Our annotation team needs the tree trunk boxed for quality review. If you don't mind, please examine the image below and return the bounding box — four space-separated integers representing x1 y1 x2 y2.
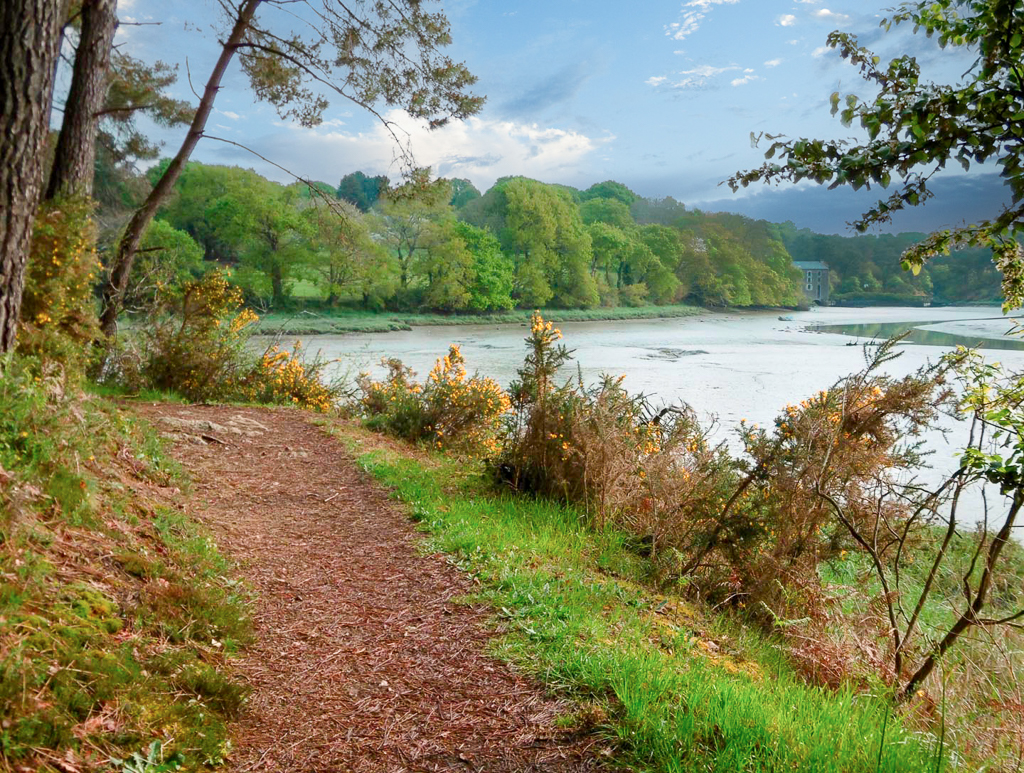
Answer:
0 0 67 354
271 263 284 307
98 0 261 336
46 0 117 200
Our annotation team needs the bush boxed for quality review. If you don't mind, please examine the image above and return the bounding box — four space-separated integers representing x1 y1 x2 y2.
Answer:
357 344 509 453
18 197 101 375
495 314 737 561
139 269 256 401
105 269 342 411
238 343 340 412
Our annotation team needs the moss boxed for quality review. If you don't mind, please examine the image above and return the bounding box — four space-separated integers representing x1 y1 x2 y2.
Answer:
114 551 163 579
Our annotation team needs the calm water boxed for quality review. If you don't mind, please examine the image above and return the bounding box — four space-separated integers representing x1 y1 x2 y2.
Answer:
276 305 1024 529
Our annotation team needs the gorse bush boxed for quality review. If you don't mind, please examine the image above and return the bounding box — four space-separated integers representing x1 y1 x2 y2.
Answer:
18 197 101 375
357 344 509 453
238 344 339 412
105 269 341 411
685 342 953 622
136 268 254 401
496 312 738 566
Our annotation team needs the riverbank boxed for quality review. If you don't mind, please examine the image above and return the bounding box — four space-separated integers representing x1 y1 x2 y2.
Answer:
328 421 994 772
252 304 705 335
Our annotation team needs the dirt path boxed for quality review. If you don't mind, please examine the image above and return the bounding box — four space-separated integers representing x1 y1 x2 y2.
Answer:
134 404 603 773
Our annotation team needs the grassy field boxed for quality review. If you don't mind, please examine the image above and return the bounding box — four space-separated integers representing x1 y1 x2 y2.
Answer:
252 304 705 335
0 360 249 772
326 422 955 773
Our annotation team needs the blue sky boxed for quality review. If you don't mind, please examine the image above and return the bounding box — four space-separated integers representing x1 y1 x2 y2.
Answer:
115 0 1011 235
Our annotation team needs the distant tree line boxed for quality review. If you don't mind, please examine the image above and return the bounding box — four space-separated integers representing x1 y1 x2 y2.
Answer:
91 157 1003 315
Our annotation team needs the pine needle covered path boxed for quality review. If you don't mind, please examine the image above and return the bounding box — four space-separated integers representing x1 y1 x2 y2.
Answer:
133 404 602 773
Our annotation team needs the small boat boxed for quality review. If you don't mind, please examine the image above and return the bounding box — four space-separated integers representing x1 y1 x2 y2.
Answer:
778 315 794 321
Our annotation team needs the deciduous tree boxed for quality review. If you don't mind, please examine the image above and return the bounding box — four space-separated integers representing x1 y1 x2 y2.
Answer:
99 0 483 335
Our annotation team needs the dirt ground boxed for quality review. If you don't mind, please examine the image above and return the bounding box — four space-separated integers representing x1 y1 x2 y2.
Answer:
134 404 605 773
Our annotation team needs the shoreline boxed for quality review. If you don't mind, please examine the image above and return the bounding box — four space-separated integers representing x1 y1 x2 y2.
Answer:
250 304 711 336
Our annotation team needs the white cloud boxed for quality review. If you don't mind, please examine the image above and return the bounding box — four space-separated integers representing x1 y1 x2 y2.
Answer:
218 110 241 120
664 0 740 41
731 74 762 86
666 12 702 41
685 0 740 9
777 14 796 26
648 64 740 90
684 64 738 78
811 45 831 57
764 58 783 67
261 110 612 191
814 9 851 23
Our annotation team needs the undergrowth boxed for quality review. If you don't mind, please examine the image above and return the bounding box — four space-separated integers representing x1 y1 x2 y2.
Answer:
328 422 953 773
0 355 249 772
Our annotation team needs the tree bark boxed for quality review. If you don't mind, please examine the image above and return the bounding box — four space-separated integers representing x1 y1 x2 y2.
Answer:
0 0 68 354
46 0 117 200
98 0 261 336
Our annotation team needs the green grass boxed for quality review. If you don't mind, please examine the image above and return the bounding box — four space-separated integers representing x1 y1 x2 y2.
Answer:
0 356 249 772
252 304 705 335
328 424 951 773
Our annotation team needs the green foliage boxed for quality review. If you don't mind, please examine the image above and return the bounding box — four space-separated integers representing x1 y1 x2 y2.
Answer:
356 344 509 454
107 270 341 411
728 0 1024 308
371 177 454 298
128 270 257 401
234 1 483 131
418 220 515 311
336 170 389 212
18 197 101 375
778 223 998 304
580 179 639 205
493 178 599 308
125 219 205 310
101 51 194 166
304 200 396 306
447 177 481 209
580 197 635 229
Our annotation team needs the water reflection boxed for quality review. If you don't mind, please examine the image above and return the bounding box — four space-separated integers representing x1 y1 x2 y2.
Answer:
813 317 1024 351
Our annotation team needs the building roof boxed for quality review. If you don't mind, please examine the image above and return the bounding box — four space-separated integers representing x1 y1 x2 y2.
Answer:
793 261 829 271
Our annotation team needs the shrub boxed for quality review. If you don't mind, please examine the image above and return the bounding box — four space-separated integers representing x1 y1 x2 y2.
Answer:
495 313 738 565
18 197 101 375
238 343 340 412
357 344 509 453
139 269 256 401
105 269 341 411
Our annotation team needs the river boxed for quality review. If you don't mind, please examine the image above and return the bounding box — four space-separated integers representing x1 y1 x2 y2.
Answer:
276 305 1024 529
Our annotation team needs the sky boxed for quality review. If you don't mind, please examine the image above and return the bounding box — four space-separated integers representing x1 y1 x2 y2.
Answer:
112 0 1013 236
